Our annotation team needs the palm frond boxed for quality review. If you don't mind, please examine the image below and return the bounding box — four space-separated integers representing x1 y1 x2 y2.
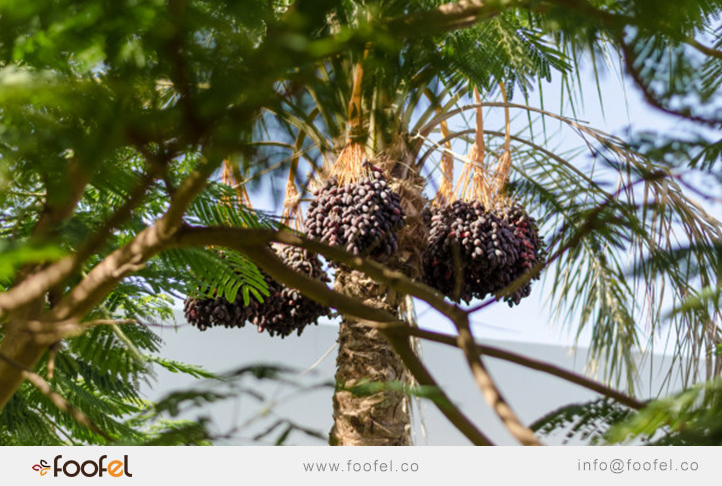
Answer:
418 99 722 392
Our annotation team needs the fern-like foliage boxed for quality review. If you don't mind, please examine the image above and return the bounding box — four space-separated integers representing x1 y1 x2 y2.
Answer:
124 363 329 445
0 319 227 445
531 398 635 445
605 378 722 446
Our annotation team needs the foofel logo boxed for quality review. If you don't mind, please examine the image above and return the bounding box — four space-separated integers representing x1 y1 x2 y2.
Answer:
32 455 133 478
32 460 51 476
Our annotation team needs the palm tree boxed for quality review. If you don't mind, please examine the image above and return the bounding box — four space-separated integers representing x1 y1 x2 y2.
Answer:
257 1 722 445
263 4 563 445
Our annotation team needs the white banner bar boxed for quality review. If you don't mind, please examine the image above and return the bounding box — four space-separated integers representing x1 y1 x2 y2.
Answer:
5 446 718 485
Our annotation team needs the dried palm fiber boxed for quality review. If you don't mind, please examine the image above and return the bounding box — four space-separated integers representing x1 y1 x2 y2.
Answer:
422 85 546 306
428 102 456 208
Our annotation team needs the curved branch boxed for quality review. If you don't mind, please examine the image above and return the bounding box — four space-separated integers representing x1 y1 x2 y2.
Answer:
379 324 645 410
686 38 722 60
387 0 512 36
454 315 543 445
0 158 217 322
180 227 463 320
619 38 722 128
176 228 493 445
379 326 494 445
0 159 219 412
31 158 89 240
176 226 537 445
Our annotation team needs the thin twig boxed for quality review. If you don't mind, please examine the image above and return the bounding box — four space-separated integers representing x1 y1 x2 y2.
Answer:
21 319 138 345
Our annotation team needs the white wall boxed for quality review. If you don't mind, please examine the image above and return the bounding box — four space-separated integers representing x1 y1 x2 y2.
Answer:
141 311 691 446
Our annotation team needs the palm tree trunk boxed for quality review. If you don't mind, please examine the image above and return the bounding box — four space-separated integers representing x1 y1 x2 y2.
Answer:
329 270 411 446
329 162 427 446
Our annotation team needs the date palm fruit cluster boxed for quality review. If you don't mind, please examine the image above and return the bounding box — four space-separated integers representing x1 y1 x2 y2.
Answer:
184 246 330 337
422 199 545 306
306 163 405 262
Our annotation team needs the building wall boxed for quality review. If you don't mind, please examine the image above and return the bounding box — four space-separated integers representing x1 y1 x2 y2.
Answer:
142 311 690 445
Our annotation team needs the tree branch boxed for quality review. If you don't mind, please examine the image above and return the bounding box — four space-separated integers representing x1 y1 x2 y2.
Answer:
387 0 515 36
0 218 648 442
454 314 543 445
0 159 219 411
31 158 89 239
619 38 722 127
378 324 646 410
377 325 495 445
74 165 163 264
21 319 139 346
686 38 722 59
176 227 539 444
0 158 215 322
176 227 498 445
